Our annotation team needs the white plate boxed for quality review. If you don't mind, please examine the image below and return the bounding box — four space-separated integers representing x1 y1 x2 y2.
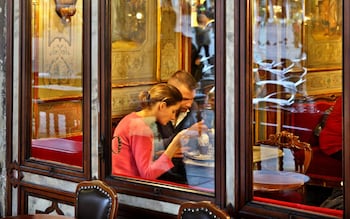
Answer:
185 151 214 161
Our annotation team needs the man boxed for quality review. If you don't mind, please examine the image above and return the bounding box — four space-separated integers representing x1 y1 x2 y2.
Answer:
157 70 208 184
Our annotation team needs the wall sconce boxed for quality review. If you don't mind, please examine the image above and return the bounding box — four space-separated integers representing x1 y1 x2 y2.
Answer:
55 0 77 24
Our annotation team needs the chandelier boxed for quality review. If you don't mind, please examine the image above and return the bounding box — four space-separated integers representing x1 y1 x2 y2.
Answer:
54 0 78 23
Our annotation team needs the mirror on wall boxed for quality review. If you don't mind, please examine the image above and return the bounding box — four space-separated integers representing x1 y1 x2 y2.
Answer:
252 0 343 212
110 0 216 193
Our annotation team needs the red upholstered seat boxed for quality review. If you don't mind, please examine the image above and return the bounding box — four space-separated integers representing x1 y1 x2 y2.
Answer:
254 196 343 218
306 147 342 183
285 99 342 187
287 100 334 146
31 138 83 167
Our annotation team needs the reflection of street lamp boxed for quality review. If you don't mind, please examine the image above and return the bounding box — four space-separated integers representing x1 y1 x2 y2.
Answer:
55 0 77 24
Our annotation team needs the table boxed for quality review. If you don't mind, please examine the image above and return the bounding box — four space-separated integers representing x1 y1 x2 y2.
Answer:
253 169 310 203
183 152 215 190
253 169 310 192
1 215 72 219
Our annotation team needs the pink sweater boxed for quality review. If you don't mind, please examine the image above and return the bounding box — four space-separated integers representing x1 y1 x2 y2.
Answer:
111 112 174 179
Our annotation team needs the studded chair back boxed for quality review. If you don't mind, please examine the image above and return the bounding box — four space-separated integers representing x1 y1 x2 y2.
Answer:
75 180 118 219
178 201 230 219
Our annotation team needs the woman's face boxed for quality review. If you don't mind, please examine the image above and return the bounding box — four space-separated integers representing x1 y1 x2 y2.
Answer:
156 102 181 125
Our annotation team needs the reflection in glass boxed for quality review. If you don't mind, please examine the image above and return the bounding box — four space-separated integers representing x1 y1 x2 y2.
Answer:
31 0 83 167
111 0 146 45
110 0 216 192
252 0 343 212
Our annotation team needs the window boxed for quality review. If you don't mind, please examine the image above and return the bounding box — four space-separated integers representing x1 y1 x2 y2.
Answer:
235 0 349 217
19 0 91 180
101 0 226 206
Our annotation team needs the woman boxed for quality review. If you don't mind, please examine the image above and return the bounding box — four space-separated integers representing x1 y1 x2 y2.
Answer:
112 83 189 180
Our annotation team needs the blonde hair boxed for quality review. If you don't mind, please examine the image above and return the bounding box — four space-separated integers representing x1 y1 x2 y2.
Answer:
139 83 182 109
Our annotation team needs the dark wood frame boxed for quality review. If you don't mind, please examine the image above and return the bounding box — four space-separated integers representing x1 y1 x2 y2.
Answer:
8 0 92 189
99 0 227 212
6 1 92 214
234 1 349 218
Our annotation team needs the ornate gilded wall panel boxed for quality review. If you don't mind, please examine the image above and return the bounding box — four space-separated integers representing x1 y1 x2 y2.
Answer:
160 3 180 80
111 85 151 118
304 0 342 69
35 0 83 91
111 0 158 84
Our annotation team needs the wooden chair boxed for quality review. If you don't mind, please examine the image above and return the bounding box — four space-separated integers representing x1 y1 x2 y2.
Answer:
75 180 118 219
257 130 312 173
177 201 230 219
255 131 312 203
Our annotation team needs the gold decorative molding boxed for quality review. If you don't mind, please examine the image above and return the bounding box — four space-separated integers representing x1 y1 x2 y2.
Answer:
305 70 342 95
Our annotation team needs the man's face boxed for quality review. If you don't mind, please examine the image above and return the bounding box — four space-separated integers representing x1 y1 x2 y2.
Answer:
177 85 196 112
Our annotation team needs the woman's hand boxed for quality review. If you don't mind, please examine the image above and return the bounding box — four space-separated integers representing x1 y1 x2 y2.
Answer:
164 129 198 158
188 120 208 134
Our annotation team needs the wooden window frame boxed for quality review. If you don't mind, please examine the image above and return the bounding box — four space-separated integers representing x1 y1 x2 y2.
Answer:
234 1 350 218
15 0 92 182
99 0 227 208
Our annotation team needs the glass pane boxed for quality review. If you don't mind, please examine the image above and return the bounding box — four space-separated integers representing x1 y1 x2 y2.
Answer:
252 0 343 212
31 0 83 167
111 0 216 192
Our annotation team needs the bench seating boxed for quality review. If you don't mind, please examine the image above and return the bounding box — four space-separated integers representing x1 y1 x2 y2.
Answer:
31 137 83 167
283 95 342 187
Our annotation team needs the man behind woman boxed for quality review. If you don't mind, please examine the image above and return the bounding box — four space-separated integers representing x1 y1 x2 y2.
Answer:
111 83 197 180
157 70 209 184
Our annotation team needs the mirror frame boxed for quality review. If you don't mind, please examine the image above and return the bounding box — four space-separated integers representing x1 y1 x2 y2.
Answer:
99 0 227 207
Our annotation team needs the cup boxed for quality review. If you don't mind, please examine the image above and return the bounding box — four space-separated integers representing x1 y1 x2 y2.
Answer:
199 144 209 154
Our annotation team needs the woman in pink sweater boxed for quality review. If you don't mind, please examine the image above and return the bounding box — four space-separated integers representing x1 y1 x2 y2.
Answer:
112 83 192 179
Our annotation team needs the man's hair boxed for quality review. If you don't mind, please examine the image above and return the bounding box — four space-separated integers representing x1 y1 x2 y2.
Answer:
168 70 198 90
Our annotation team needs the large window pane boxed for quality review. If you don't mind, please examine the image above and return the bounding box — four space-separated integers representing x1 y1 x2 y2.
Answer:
110 0 216 192
252 0 343 212
31 0 83 167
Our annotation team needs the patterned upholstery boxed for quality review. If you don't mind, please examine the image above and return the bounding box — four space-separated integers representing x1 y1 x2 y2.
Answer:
75 180 118 219
178 201 230 219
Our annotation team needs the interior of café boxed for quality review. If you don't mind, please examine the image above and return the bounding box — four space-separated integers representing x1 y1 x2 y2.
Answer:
0 0 349 218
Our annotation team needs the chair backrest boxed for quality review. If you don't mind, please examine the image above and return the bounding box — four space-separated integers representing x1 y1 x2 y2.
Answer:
257 130 312 173
75 180 118 219
177 201 230 219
